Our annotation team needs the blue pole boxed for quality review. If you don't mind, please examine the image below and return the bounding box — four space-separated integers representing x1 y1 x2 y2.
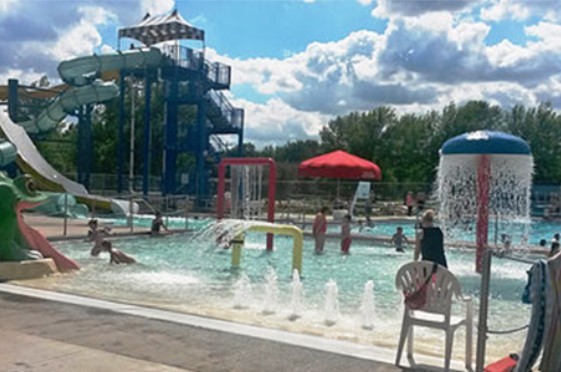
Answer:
163 76 178 195
195 98 207 204
7 79 19 123
142 76 152 197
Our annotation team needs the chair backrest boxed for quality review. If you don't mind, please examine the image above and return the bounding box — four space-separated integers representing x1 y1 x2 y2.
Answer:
395 261 462 315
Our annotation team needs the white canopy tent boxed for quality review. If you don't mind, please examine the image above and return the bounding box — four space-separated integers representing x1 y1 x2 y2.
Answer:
118 9 204 48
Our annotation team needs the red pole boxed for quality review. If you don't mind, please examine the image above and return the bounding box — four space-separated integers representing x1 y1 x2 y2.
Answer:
476 155 490 273
266 159 277 251
216 158 276 250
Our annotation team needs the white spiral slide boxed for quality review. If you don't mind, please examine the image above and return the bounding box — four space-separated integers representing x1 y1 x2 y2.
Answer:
0 48 164 214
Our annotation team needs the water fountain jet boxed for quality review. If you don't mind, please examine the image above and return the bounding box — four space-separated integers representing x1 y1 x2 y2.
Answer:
233 273 253 309
324 279 340 326
262 267 279 315
359 280 376 330
289 269 303 320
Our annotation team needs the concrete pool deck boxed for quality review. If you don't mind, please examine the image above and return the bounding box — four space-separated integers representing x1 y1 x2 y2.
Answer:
0 283 472 372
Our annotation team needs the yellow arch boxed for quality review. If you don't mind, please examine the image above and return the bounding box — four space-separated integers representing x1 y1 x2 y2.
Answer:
231 223 303 275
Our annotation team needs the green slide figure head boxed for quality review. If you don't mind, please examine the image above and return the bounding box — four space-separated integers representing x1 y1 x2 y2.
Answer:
0 172 81 274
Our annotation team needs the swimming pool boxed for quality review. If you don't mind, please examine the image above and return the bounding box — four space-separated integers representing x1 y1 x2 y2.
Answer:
24 223 535 363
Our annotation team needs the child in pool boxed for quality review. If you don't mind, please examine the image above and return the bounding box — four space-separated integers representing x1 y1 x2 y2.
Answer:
101 241 137 265
341 214 352 254
86 219 104 256
391 226 408 253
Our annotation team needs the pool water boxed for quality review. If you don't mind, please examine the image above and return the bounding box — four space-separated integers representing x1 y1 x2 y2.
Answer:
36 225 535 363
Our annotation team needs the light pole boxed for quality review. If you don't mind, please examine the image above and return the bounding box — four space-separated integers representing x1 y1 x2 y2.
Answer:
129 80 137 194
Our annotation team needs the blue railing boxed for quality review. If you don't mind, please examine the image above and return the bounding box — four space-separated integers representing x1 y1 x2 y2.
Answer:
161 45 231 87
206 90 243 129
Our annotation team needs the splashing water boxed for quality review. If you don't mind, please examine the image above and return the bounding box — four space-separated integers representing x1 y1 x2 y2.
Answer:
359 280 376 330
289 269 304 320
262 267 279 315
324 279 340 326
233 273 253 309
191 219 277 250
437 154 533 245
230 164 265 220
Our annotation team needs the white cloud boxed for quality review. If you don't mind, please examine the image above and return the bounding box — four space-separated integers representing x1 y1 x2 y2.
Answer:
357 0 372 5
480 0 560 22
232 98 330 146
0 0 19 15
140 0 174 15
372 0 473 19
525 22 561 50
47 6 116 61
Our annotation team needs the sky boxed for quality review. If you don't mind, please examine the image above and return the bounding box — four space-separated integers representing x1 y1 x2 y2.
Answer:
1 0 561 147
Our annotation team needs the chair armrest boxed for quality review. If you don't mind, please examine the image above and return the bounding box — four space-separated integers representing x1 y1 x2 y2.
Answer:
460 296 472 303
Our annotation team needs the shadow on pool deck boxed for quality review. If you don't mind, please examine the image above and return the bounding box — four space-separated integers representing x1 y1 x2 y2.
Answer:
0 287 472 372
0 291 401 372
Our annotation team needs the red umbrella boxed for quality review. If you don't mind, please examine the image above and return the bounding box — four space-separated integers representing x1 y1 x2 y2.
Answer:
298 150 382 180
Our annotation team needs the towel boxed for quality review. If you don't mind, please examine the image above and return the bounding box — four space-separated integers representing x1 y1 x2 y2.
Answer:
515 260 548 372
539 252 561 371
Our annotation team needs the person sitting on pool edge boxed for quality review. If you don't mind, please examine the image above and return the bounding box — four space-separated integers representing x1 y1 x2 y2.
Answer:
151 211 170 236
101 240 137 264
414 209 448 268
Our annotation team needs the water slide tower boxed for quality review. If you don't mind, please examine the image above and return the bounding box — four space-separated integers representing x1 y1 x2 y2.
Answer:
117 9 244 203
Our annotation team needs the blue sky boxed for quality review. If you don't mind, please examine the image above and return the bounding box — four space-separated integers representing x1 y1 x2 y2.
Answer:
1 0 561 147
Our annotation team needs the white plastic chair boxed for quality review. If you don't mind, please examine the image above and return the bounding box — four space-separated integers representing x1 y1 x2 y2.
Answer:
395 261 473 371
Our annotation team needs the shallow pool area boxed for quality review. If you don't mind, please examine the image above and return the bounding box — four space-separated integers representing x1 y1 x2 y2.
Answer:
20 226 538 363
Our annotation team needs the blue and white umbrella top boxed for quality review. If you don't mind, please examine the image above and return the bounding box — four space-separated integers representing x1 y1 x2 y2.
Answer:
441 130 531 155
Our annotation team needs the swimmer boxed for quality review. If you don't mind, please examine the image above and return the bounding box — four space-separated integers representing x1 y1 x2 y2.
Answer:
391 226 408 253
101 241 137 265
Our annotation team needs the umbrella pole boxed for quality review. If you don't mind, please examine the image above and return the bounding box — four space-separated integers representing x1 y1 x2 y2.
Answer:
336 178 340 200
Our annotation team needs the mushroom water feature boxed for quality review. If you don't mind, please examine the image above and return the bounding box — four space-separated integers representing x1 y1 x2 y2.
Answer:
438 130 533 273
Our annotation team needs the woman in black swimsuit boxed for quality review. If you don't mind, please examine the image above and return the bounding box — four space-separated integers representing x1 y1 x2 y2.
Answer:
414 209 448 268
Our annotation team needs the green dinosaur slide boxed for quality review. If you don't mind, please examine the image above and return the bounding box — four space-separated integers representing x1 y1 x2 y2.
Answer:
0 171 79 271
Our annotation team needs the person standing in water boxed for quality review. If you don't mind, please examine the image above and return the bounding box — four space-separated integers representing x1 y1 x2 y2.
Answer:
391 226 408 253
86 219 104 256
151 211 170 236
414 209 448 268
341 214 352 254
313 206 329 253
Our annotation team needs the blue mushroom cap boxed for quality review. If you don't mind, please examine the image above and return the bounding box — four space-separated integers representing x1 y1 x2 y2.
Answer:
441 130 531 155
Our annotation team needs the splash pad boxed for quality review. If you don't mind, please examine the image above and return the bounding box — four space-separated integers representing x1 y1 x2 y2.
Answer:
438 131 533 272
